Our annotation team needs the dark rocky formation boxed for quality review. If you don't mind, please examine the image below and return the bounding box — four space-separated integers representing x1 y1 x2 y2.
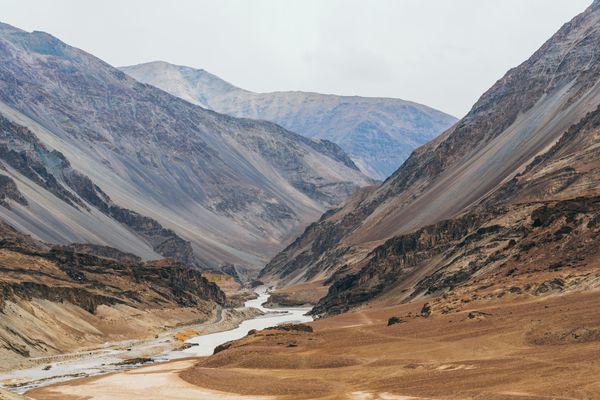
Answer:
0 116 85 209
213 341 234 355
0 174 27 208
267 324 313 333
0 221 225 315
104 205 196 266
54 243 142 265
115 357 154 366
467 311 491 319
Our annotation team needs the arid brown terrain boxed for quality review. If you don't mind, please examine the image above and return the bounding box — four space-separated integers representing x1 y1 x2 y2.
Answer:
186 288 600 399
27 284 600 399
0 222 224 371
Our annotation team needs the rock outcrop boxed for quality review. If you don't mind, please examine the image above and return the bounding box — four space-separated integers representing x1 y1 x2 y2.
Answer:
0 175 26 208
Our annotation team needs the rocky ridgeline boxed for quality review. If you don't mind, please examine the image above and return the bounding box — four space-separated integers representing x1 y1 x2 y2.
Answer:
313 105 600 315
312 196 600 315
0 222 225 316
0 175 27 208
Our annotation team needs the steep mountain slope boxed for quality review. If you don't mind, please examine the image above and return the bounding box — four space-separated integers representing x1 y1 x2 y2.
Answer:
260 0 600 308
121 62 457 179
0 22 373 273
0 220 224 369
0 115 197 264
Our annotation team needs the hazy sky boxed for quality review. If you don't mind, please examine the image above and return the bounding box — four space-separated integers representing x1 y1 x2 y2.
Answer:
1 0 592 117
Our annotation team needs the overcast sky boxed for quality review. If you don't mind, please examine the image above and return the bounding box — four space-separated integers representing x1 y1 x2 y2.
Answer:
1 0 592 117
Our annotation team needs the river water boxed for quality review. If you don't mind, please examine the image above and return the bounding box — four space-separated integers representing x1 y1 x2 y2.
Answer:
158 288 312 359
0 289 312 394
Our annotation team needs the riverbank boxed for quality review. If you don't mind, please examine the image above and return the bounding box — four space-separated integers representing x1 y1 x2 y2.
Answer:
27 359 270 400
1 289 311 395
0 388 27 400
27 289 600 399
156 289 312 359
0 299 217 373
0 305 262 394
19 289 312 399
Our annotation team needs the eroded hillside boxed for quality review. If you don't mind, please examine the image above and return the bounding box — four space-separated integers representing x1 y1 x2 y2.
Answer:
0 221 224 370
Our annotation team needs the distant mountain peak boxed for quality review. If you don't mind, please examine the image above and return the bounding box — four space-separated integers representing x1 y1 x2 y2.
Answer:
120 61 457 179
121 62 241 108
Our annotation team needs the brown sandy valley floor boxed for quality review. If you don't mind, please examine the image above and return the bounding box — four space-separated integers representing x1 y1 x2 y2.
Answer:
27 285 600 400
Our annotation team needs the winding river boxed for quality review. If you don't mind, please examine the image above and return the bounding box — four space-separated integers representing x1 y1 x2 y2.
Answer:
159 289 313 359
0 289 312 394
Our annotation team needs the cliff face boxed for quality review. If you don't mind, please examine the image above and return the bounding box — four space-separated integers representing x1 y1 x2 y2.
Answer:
0 23 372 272
260 2 600 313
121 61 457 179
0 220 226 312
0 175 27 208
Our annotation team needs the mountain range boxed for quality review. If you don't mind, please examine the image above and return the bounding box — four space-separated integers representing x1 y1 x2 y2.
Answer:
0 22 373 276
120 62 457 179
260 0 600 314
